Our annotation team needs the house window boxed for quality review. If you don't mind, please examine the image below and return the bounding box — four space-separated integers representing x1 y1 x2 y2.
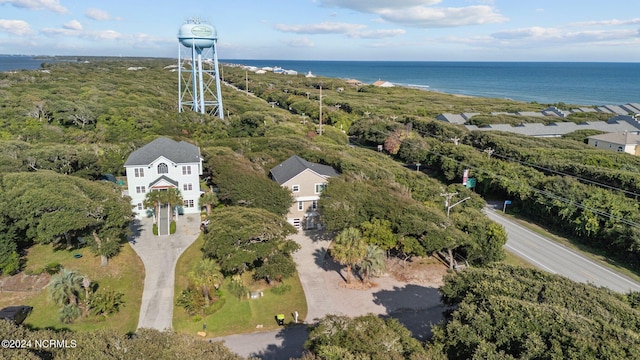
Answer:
312 200 318 210
184 199 195 208
315 183 327 194
158 163 168 174
136 186 146 194
137 203 143 211
134 168 144 177
292 185 300 192
183 183 193 191
594 140 599 147
182 166 192 175
298 201 303 211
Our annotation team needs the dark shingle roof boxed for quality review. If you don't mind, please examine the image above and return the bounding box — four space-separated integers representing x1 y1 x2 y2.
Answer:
149 175 179 188
124 137 201 166
270 155 339 185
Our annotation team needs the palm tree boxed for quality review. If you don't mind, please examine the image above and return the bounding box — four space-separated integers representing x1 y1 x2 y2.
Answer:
187 258 224 307
143 190 163 225
360 245 386 284
160 188 183 221
59 303 81 324
330 227 367 284
198 191 219 215
49 269 84 307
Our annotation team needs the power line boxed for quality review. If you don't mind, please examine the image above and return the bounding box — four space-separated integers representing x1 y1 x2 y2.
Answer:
357 125 640 229
403 122 640 198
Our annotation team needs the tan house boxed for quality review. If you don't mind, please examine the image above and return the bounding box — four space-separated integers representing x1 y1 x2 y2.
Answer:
587 132 640 155
270 155 339 230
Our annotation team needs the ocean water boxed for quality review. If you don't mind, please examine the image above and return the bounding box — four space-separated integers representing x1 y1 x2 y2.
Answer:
0 55 49 72
2 55 638 106
225 59 640 107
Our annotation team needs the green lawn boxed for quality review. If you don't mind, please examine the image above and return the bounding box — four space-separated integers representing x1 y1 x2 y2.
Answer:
173 236 308 337
0 242 144 333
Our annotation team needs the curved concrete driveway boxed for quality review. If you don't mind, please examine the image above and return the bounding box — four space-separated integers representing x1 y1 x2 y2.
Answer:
130 214 201 330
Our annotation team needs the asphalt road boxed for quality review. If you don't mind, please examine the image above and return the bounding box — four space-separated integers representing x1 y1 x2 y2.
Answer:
484 207 640 293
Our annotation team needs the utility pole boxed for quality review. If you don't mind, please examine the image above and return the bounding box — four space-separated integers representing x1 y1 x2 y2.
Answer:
245 71 249 96
439 192 471 270
484 147 494 158
440 192 458 218
319 85 323 135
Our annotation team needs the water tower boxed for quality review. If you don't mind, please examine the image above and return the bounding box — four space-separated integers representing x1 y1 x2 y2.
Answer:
177 18 224 119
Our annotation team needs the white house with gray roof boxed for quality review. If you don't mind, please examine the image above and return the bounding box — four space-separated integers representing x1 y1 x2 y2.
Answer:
124 137 203 218
587 132 640 155
270 155 339 230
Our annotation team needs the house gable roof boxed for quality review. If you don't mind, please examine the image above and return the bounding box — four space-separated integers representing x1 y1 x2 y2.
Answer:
587 132 640 146
149 175 179 189
270 155 339 185
124 137 201 166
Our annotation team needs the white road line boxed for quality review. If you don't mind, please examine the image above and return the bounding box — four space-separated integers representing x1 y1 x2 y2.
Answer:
504 243 556 274
486 209 640 290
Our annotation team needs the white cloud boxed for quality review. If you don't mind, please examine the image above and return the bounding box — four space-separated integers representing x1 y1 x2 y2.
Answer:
319 0 506 28
275 22 366 35
86 8 112 21
492 25 638 44
0 19 32 35
0 0 67 14
275 21 406 40
283 37 315 48
492 26 559 40
320 0 440 12
62 20 82 31
571 18 640 27
377 5 508 27
347 28 406 39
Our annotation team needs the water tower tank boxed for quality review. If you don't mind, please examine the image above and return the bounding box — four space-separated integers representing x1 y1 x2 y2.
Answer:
178 22 217 49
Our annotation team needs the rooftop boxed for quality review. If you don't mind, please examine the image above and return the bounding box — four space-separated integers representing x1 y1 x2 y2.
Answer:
270 155 339 185
124 137 201 166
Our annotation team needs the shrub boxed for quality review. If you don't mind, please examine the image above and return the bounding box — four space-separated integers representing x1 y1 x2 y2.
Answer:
170 221 176 234
44 262 62 275
270 283 291 295
152 223 158 235
227 275 248 300
59 304 81 324
87 289 125 317
176 288 205 316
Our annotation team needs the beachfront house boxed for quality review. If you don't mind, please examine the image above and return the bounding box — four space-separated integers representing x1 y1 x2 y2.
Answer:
587 132 640 155
270 155 339 230
373 80 394 87
124 137 203 218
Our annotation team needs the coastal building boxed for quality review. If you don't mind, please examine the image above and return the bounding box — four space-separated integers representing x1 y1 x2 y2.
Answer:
436 113 480 125
465 116 640 137
346 79 363 86
372 80 394 87
124 137 203 218
587 132 640 155
270 155 339 230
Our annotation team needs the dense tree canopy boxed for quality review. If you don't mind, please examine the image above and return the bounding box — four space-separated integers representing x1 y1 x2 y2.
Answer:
0 321 242 360
303 314 431 360
207 153 292 217
202 206 298 276
433 264 640 359
0 171 133 269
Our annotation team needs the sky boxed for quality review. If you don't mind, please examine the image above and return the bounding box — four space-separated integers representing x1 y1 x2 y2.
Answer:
0 0 638 61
